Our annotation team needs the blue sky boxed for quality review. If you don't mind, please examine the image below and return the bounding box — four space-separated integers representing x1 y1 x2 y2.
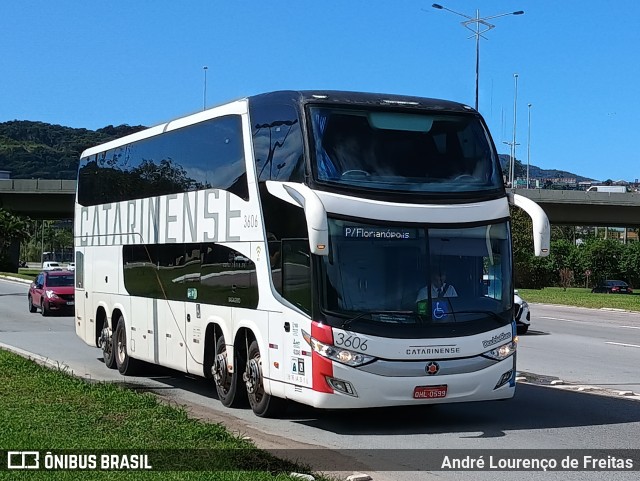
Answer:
2 0 639 182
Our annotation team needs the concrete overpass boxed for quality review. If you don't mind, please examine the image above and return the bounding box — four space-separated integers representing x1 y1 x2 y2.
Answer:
510 188 640 228
1 179 639 227
0 179 75 219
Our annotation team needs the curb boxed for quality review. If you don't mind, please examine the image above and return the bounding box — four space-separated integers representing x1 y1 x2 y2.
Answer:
0 275 32 284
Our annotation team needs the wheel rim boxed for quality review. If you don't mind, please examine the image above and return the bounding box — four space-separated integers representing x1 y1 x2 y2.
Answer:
246 356 264 404
101 326 112 358
214 348 231 394
116 326 126 365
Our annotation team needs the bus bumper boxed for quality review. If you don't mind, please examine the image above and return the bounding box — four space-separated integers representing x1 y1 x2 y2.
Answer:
286 355 516 409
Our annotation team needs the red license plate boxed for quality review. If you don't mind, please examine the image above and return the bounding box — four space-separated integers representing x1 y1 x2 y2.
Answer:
413 385 448 399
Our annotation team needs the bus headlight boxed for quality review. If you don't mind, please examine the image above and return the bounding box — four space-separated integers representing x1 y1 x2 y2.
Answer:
302 330 376 367
482 340 517 361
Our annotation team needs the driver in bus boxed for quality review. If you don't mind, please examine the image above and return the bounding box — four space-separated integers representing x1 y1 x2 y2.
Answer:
416 270 458 302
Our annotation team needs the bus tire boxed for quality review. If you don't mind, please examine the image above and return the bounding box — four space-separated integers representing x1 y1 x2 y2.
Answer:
245 340 286 418
114 316 137 375
214 336 247 408
101 319 117 369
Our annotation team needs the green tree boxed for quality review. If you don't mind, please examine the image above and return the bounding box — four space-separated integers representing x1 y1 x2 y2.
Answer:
0 209 31 269
511 208 553 289
580 238 624 286
620 241 640 288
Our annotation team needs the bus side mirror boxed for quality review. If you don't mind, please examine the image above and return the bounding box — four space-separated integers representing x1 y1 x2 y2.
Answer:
509 193 551 257
266 181 329 256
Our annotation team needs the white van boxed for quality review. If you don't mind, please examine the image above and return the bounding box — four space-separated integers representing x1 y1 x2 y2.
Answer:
587 185 628 193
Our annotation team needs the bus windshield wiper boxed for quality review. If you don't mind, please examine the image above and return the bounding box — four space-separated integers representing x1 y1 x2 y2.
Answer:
451 310 508 325
341 312 370 331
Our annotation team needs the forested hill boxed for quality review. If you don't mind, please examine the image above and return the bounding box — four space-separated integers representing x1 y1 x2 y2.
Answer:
0 121 146 180
1 120 595 183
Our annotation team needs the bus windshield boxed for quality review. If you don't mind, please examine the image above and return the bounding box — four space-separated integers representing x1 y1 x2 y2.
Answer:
309 107 502 193
319 219 512 333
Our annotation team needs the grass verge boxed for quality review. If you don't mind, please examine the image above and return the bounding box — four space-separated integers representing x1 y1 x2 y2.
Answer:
0 269 38 281
0 349 319 480
518 287 640 311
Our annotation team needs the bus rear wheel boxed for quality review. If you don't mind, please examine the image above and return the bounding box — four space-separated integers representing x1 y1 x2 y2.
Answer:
114 316 137 375
244 340 286 418
213 336 247 408
100 319 116 369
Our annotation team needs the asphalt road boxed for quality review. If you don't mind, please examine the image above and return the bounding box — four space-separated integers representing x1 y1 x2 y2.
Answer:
518 303 640 393
1 277 639 481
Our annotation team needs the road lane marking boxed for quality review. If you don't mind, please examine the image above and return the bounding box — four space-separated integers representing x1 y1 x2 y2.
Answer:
605 342 640 349
541 317 640 330
540 316 580 322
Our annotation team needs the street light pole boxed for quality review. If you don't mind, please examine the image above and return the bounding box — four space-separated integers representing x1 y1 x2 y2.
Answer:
502 140 519 186
202 66 208 111
527 103 532 189
432 4 524 111
511 73 519 187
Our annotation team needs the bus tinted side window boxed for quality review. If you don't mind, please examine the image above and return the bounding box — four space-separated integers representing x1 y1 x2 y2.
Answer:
123 243 258 309
250 102 305 183
78 115 247 206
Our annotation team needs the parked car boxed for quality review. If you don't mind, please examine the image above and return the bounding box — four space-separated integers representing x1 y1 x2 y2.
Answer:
514 291 530 334
42 261 63 271
66 262 76 271
591 280 633 294
28 270 75 316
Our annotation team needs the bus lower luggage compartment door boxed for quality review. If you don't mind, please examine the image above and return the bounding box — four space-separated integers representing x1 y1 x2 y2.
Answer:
129 297 152 362
158 300 187 372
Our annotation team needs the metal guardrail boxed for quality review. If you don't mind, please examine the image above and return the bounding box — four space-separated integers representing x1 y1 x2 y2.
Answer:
510 188 640 206
0 179 76 192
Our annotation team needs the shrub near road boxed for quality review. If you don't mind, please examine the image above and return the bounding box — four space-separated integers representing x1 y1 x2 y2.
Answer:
0 349 315 480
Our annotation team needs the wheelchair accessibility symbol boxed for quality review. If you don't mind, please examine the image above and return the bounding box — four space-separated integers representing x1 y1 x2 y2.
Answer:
433 302 447 320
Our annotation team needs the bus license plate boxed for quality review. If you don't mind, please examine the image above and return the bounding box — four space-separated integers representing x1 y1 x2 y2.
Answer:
413 385 447 399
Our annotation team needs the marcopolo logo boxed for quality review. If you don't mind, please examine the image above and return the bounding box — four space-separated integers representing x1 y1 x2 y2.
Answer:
482 332 511 348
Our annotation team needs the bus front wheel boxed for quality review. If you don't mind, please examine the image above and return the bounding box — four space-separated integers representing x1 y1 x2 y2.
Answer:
244 340 286 418
214 336 247 408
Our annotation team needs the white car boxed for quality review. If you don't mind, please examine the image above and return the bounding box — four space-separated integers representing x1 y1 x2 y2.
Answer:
66 262 76 271
514 290 530 334
42 261 62 271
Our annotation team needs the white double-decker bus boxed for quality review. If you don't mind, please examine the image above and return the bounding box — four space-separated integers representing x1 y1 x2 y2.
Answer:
74 91 549 417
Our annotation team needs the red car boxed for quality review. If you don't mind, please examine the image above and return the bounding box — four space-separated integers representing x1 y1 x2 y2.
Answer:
28 270 75 316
